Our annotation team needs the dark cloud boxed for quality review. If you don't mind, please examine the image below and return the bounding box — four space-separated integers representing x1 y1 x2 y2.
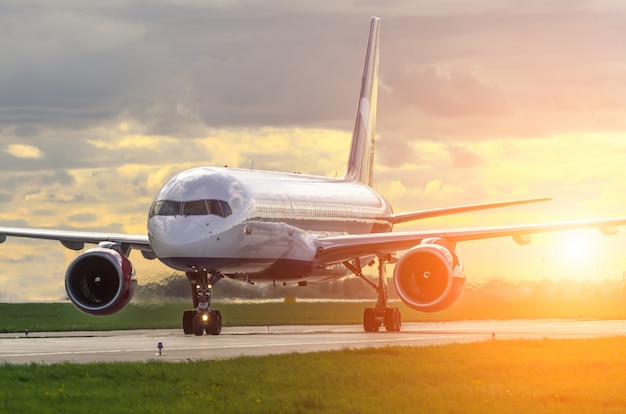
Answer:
0 170 74 189
0 3 373 135
383 65 508 119
378 8 626 143
376 137 420 167
2 2 626 145
0 191 13 204
0 6 151 128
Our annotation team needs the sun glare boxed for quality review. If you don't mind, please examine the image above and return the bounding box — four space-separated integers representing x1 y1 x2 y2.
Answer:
563 237 589 261
556 232 599 281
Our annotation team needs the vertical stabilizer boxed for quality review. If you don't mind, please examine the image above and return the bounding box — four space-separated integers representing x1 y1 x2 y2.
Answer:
344 17 380 186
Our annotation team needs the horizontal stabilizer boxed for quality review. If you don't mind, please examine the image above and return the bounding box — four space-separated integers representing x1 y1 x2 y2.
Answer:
389 197 552 225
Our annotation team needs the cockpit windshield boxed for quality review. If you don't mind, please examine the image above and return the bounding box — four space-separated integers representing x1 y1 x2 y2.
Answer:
149 199 232 218
183 200 208 215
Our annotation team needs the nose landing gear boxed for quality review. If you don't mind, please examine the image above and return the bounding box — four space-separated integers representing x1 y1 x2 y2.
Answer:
182 270 223 336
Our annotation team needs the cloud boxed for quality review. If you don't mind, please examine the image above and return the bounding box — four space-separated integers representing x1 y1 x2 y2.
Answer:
3 1 626 141
0 192 13 205
5 144 43 159
387 65 508 118
446 144 485 168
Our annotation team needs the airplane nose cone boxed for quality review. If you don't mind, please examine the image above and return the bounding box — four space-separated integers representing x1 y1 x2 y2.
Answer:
148 217 209 260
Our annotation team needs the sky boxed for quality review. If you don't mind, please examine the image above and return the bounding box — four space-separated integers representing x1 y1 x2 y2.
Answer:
2 0 626 301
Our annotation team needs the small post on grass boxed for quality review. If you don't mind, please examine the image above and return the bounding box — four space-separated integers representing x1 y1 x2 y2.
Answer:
491 332 496 340
157 342 163 356
25 329 29 338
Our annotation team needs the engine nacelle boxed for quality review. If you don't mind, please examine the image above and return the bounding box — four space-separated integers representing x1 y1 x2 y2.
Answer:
65 247 137 316
393 242 466 312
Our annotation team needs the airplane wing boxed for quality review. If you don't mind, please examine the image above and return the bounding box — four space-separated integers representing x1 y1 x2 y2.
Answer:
313 217 626 265
0 227 151 254
388 197 551 225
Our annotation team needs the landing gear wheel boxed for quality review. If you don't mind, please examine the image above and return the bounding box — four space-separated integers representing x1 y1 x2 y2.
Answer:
383 307 401 332
192 314 205 336
182 310 195 335
363 308 380 332
184 270 225 335
205 310 222 336
348 256 402 333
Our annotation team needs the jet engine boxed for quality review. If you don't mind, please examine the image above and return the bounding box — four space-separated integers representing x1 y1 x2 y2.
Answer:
65 247 137 316
393 241 466 312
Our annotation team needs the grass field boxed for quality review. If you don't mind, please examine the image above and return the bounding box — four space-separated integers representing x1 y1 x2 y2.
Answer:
3 301 626 412
2 338 626 413
3 296 626 333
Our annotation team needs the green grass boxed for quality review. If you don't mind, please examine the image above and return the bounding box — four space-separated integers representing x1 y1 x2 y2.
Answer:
0 301 373 333
3 297 626 333
2 338 626 413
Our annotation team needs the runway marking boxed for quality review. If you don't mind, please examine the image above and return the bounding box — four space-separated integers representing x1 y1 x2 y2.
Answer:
4 320 626 364
0 335 474 358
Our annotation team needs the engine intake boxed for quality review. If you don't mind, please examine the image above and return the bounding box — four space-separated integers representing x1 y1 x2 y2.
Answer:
393 243 466 312
65 247 137 316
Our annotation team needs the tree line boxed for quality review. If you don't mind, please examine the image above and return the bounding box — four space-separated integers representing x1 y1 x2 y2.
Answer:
136 273 626 302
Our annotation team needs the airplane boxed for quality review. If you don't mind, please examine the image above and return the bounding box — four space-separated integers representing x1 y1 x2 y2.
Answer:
2 17 626 336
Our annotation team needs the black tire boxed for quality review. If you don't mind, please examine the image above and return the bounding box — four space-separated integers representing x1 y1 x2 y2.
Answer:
394 308 402 332
192 314 204 336
182 310 195 335
206 310 222 336
384 308 401 332
383 308 394 332
363 308 379 332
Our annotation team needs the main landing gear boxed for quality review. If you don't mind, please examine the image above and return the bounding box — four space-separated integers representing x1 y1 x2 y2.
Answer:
345 255 401 333
182 270 223 336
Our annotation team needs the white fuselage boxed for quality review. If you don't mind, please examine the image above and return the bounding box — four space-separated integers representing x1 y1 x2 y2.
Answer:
147 167 393 282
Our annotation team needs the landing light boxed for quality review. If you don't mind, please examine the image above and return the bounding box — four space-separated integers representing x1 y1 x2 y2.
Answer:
202 314 209 322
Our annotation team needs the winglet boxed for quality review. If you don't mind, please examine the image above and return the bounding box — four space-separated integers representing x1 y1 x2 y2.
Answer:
344 17 381 186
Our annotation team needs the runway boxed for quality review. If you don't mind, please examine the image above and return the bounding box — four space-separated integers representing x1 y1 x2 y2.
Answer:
2 319 626 365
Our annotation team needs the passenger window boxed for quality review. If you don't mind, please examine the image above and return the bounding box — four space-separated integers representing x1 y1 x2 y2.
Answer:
183 200 208 216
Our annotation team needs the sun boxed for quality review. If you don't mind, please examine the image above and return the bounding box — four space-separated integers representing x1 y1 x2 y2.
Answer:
563 237 589 261
556 231 599 281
